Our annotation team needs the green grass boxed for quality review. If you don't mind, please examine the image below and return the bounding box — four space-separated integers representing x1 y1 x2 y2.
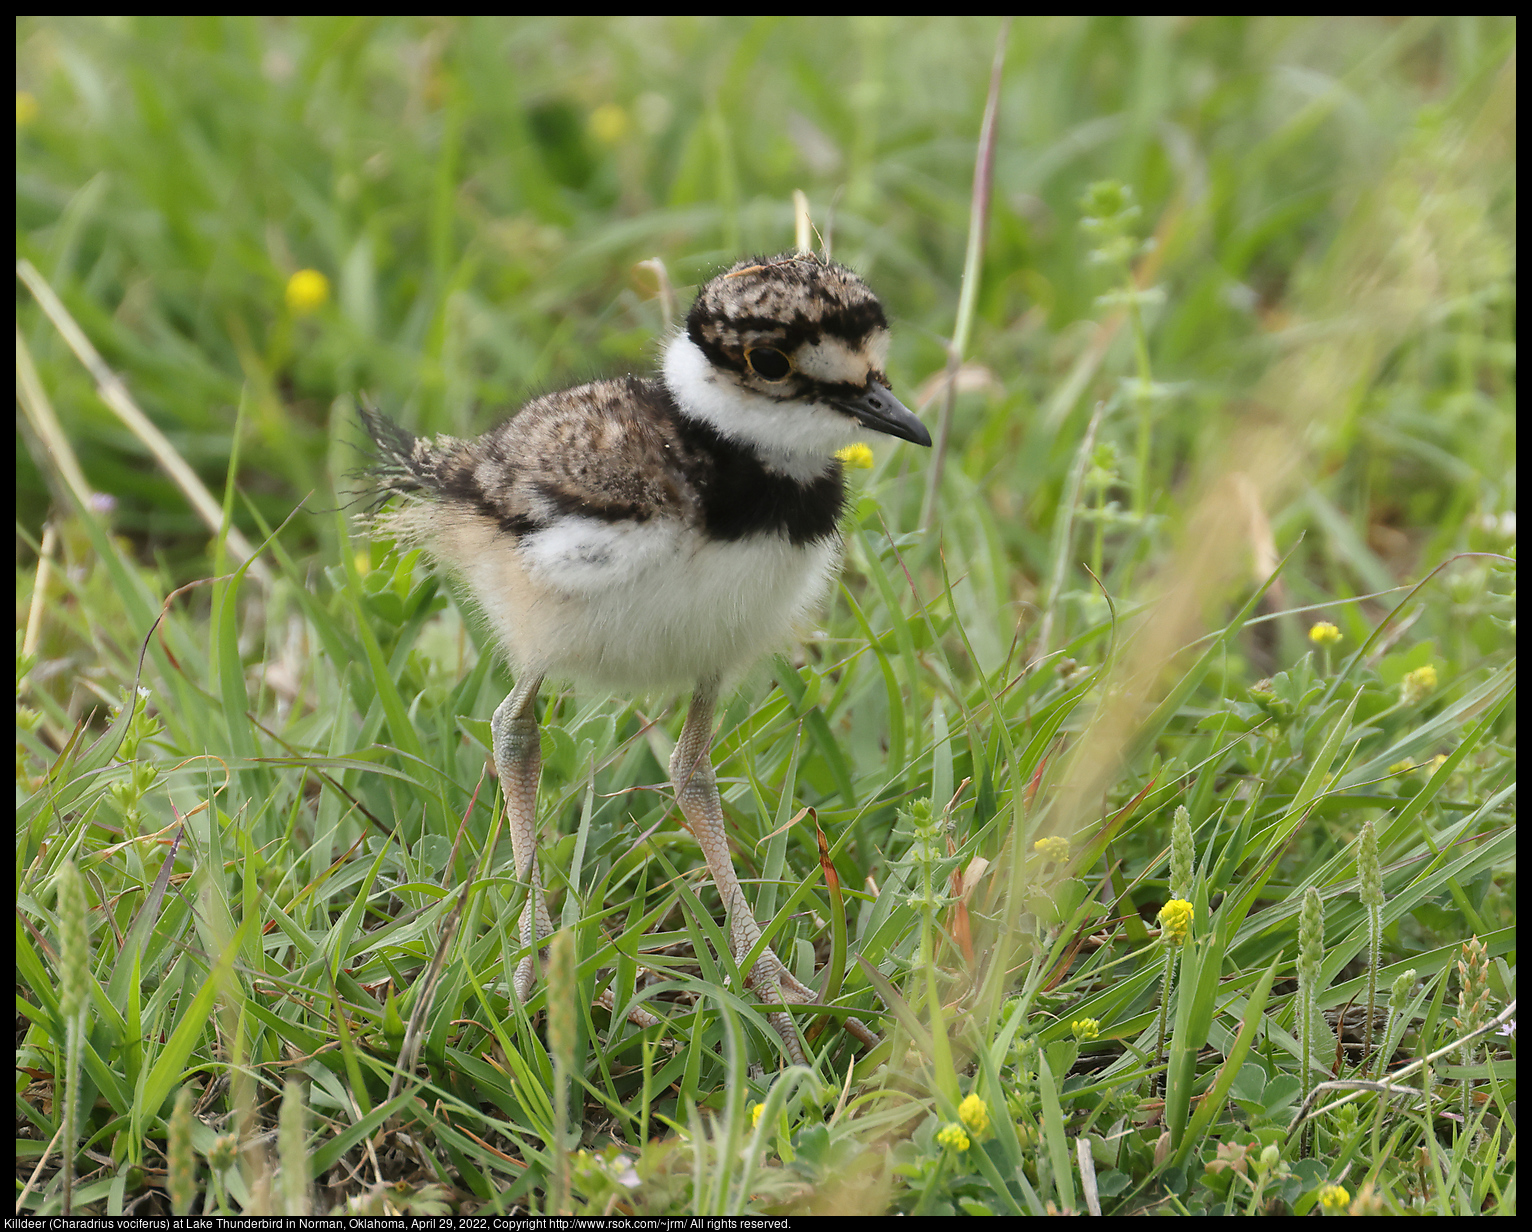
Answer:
16 15 1515 1216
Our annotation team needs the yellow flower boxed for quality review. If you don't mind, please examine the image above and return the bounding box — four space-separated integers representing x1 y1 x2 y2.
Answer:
1400 664 1438 705
1157 898 1194 944
1308 622 1342 646
958 1093 990 1137
1427 753 1449 774
835 443 875 470
936 1123 970 1152
589 103 630 145
17 90 39 127
285 268 330 315
1033 835 1071 865
1317 1183 1350 1212
1388 760 1414 775
748 1101 763 1128
1071 1018 1100 1041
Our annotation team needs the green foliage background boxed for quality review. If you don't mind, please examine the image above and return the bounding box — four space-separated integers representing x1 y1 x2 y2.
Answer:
16 16 1515 1217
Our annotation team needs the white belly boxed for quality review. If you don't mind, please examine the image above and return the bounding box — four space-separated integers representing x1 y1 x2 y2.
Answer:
447 512 840 691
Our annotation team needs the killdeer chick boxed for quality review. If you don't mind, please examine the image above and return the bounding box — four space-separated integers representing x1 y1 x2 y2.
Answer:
361 253 929 1063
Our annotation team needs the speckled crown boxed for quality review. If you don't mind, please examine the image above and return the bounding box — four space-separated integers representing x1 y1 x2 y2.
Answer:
686 254 889 370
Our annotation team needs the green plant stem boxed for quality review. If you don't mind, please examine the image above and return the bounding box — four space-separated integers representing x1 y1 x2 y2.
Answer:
1153 942 1175 1099
1298 985 1313 1159
919 837 958 1107
61 1014 80 1215
912 1151 951 1216
920 16 1009 532
1129 306 1154 520
1365 904 1381 1078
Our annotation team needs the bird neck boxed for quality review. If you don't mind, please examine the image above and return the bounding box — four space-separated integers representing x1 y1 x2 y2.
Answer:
661 334 847 483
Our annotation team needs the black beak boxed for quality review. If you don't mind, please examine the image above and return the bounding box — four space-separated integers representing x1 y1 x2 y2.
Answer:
834 381 932 447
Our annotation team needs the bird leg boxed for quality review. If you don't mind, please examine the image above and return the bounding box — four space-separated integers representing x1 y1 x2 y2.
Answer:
491 672 552 1004
493 675 664 1032
669 681 879 1063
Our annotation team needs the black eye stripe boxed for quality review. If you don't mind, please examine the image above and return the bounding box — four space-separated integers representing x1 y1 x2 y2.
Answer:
805 377 873 403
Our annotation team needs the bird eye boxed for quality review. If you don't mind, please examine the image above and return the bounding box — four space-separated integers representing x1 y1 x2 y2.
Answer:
745 347 792 382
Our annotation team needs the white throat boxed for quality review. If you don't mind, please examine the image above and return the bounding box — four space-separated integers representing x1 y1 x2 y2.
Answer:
662 334 862 480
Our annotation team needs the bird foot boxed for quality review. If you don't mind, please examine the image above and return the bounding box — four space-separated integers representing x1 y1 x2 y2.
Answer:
511 928 878 1061
514 949 665 1031
743 947 879 1065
